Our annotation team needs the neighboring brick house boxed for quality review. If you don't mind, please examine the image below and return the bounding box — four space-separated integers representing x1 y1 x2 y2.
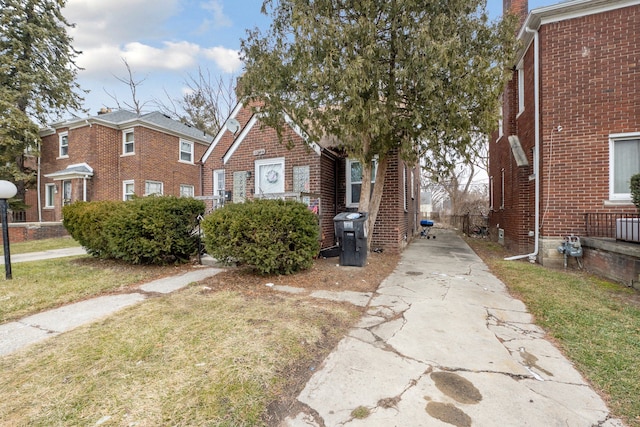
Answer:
201 101 421 252
31 109 213 222
490 0 640 278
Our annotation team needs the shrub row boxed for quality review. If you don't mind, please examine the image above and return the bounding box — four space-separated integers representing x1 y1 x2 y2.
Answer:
201 199 320 275
63 196 205 265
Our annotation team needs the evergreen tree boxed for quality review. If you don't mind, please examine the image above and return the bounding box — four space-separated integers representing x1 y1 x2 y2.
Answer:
0 0 83 205
240 0 516 242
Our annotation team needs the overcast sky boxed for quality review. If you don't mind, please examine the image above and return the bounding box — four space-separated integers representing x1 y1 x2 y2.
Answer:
63 0 560 117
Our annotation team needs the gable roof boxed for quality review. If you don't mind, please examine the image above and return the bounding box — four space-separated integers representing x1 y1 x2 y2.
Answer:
202 101 323 165
42 110 214 145
44 162 94 180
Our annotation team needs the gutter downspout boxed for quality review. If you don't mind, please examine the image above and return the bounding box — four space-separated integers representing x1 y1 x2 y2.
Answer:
505 26 540 263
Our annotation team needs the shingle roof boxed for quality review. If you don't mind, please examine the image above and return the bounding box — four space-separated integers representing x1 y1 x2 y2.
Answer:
45 110 214 145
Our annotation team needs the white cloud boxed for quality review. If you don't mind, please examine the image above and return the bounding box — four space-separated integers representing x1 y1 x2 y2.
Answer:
65 0 180 48
203 46 242 73
201 0 232 29
123 41 201 70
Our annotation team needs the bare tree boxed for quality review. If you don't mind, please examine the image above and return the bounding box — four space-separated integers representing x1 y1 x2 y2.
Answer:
104 58 150 115
422 134 489 215
155 67 236 136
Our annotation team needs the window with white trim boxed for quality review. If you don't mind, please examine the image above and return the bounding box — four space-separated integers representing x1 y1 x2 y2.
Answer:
45 184 56 208
497 104 503 141
500 168 505 210
213 169 225 198
403 166 407 211
179 139 194 163
610 133 640 201
180 184 194 198
489 176 494 211
59 132 68 157
123 129 134 155
517 61 525 115
123 180 135 201
145 180 163 196
346 159 377 208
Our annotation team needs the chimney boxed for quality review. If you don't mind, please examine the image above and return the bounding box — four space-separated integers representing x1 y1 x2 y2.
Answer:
504 0 528 27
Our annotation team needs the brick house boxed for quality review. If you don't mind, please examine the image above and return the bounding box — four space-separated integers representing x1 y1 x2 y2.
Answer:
201 101 421 252
31 109 213 222
490 0 640 283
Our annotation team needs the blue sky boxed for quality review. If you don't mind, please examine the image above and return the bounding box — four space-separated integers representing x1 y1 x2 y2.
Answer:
63 0 560 117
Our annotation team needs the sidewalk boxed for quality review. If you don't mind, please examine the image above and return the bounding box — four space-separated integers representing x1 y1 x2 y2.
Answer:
283 229 624 427
0 246 88 264
0 255 222 356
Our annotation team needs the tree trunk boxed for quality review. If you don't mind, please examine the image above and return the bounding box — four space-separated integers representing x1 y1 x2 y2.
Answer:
365 154 389 250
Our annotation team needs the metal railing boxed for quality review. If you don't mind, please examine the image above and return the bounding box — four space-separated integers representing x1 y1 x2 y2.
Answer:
584 213 640 240
9 211 26 223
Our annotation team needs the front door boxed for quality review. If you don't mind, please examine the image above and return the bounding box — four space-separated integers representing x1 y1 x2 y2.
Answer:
62 180 72 206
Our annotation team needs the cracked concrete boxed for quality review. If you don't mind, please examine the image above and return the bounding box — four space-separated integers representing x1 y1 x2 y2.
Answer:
282 230 625 427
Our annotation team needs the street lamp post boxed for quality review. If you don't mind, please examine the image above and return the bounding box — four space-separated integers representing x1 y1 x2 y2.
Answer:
0 181 18 280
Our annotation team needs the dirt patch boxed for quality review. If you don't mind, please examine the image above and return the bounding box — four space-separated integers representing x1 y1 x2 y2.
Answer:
203 251 400 296
431 371 482 405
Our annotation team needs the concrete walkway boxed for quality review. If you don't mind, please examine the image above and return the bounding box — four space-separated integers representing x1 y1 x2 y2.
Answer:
283 230 624 427
0 246 87 264
0 265 222 357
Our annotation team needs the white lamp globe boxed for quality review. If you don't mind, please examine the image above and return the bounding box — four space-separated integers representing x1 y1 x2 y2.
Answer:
0 181 17 200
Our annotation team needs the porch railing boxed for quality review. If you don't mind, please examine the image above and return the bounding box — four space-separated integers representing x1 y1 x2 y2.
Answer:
584 213 640 239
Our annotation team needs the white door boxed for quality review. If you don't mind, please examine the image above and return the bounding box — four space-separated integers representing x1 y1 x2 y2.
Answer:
255 158 285 195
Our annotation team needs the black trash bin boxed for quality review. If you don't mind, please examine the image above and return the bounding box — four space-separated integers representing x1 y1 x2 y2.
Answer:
333 212 368 267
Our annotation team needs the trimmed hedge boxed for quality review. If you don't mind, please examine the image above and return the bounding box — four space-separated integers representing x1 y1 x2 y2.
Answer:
201 199 320 275
631 173 640 212
63 196 205 265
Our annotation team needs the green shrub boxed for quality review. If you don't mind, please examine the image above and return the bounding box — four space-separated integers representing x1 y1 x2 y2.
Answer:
63 201 120 257
62 196 205 265
202 199 320 275
631 173 640 212
103 196 205 265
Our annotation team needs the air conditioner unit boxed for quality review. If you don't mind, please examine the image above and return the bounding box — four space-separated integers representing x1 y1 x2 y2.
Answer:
616 218 640 243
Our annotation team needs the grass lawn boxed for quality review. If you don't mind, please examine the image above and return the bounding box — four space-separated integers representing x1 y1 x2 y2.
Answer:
0 286 359 426
466 238 640 427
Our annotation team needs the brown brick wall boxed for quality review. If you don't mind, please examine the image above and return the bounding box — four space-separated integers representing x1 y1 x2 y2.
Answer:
490 4 640 254
34 122 208 222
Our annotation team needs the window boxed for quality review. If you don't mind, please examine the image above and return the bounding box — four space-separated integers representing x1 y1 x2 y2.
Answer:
255 158 285 195
123 180 135 201
213 170 225 198
500 168 505 210
59 132 68 157
517 61 525 115
610 134 640 200
145 180 163 196
45 184 56 208
123 129 134 155
489 176 494 211
497 104 503 141
346 159 377 208
180 184 194 198
180 140 194 163
403 166 407 211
